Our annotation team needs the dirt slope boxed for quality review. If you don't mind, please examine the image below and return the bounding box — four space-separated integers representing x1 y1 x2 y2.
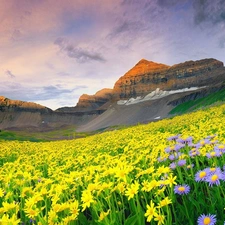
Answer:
76 94 179 132
76 87 218 132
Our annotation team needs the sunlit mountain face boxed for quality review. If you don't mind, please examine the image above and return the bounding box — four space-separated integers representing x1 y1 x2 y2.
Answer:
0 0 225 110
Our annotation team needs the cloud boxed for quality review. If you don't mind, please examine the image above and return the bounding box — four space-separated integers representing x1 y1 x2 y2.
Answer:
157 0 186 7
11 29 22 41
54 37 106 63
0 0 122 45
31 85 88 101
45 62 55 70
0 82 88 102
57 72 70 76
193 0 225 25
110 20 143 37
106 1 159 49
5 70 16 78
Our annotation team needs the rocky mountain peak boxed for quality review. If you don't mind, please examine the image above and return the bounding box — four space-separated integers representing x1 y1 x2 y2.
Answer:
123 59 170 78
113 58 225 99
0 96 51 113
75 88 113 111
94 88 113 97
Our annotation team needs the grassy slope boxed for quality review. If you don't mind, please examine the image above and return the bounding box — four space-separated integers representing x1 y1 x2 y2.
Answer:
169 88 225 115
1 88 225 141
0 126 89 142
1 103 225 224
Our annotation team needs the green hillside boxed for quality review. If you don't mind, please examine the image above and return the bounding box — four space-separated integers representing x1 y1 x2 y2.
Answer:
170 88 225 115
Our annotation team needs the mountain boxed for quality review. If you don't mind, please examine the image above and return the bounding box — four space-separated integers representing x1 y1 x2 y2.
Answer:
76 58 225 131
59 58 225 113
1 58 225 132
0 96 97 131
113 58 224 99
0 96 51 112
57 88 113 112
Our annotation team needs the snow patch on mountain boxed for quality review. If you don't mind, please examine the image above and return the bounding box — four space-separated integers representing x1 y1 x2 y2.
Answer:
117 87 205 105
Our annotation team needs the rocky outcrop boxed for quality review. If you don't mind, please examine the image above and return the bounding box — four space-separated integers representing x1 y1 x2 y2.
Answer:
57 88 113 112
76 88 113 111
0 96 52 113
113 58 225 99
0 96 97 130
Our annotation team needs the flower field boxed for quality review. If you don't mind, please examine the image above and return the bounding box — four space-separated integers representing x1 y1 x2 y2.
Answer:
1 104 225 224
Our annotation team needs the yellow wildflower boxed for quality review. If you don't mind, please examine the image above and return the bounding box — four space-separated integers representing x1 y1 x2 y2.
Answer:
164 174 177 187
144 200 156 222
48 209 58 224
0 188 4 198
2 202 19 213
24 206 40 219
125 181 139 200
98 209 110 222
154 213 165 225
81 190 94 211
157 197 172 208
0 213 21 225
69 200 80 219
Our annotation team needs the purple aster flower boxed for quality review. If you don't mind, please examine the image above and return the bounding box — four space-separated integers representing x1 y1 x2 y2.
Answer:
176 136 193 145
169 162 176 170
176 138 186 144
189 149 200 157
188 142 196 147
167 134 180 141
168 154 175 161
198 139 211 146
185 136 193 144
195 169 208 182
174 144 185 151
197 214 216 225
177 159 186 167
214 144 225 152
174 184 190 195
206 150 222 158
206 171 224 186
194 143 202 149
165 146 171 153
204 167 221 175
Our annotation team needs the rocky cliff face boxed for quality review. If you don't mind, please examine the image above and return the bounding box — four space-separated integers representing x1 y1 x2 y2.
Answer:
0 96 97 130
113 58 225 99
0 96 52 113
76 88 113 111
57 88 113 112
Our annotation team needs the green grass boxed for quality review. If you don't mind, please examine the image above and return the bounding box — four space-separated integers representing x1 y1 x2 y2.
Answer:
0 130 45 142
0 126 90 142
169 88 225 115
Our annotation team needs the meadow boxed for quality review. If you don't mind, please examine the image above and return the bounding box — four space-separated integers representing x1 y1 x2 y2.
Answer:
1 103 225 224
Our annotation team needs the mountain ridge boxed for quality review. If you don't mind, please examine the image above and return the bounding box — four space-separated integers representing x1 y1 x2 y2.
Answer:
1 57 225 131
66 58 225 111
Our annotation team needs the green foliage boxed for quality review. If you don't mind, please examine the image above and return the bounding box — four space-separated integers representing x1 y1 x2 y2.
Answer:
169 88 225 115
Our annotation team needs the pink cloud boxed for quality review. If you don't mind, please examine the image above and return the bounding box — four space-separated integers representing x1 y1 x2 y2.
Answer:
0 0 122 44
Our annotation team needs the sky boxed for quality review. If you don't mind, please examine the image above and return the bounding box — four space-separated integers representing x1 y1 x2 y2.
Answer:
0 0 225 110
